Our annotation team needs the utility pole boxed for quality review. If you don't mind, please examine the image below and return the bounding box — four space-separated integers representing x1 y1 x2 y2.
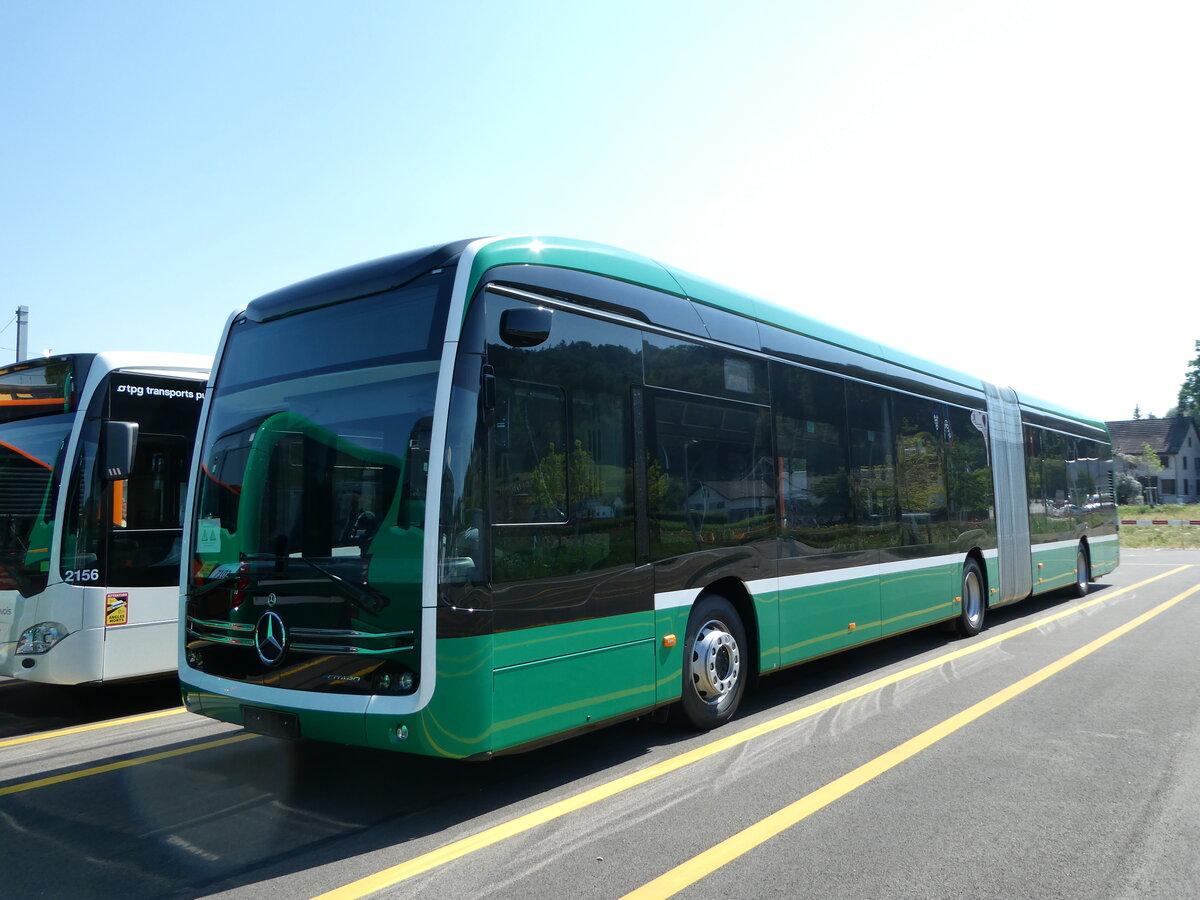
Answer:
15 306 28 362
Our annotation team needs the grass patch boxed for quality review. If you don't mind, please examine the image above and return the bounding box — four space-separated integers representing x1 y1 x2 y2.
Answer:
1118 503 1200 520
1117 505 1200 548
1119 525 1200 549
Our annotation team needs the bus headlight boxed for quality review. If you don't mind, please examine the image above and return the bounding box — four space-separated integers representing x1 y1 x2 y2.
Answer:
16 622 69 655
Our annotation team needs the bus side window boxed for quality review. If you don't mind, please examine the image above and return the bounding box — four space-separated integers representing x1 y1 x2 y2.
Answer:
492 379 568 525
646 393 771 559
485 295 641 589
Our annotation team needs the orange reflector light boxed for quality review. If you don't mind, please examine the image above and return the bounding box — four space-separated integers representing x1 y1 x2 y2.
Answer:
662 634 677 648
848 622 856 631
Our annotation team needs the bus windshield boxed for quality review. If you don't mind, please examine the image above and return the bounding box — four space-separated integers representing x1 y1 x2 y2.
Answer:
0 357 76 424
187 268 452 689
0 414 72 594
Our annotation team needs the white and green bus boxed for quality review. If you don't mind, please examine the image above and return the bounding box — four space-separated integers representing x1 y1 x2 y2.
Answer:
181 237 1118 758
0 352 210 685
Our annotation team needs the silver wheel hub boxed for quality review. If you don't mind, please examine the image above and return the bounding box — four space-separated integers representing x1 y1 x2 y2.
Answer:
964 571 983 628
691 619 740 703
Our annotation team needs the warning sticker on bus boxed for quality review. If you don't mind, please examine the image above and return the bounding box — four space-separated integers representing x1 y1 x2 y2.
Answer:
106 593 129 626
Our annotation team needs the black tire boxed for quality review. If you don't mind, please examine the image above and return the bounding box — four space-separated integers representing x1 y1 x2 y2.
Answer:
675 595 747 730
1068 545 1090 598
953 558 986 637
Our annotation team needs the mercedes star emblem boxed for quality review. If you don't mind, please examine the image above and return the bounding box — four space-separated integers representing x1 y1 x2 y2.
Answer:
254 609 289 667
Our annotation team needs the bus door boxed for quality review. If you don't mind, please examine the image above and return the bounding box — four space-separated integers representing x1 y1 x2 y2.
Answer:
484 292 651 746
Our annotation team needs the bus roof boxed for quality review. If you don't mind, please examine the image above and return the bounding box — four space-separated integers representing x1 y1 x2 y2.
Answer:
464 236 1106 433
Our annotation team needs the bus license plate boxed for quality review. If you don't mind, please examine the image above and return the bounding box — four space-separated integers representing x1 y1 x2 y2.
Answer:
242 706 301 740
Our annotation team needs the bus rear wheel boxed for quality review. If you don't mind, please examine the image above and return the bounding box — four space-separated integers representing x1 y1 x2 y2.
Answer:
676 595 747 731
953 558 986 637
1069 545 1090 598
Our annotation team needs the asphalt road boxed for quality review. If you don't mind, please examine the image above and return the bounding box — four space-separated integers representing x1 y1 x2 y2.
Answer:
3 548 1198 899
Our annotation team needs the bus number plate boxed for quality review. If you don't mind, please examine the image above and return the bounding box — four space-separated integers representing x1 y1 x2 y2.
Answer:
241 706 301 740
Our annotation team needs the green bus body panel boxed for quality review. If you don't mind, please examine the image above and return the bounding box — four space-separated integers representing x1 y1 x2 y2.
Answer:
881 562 959 634
492 640 656 750
983 555 1001 605
492 610 654 669
1030 542 1083 595
384 633 496 757
489 611 657 751
654 607 691 703
1090 539 1119 577
753 587 781 673
778 572 883 666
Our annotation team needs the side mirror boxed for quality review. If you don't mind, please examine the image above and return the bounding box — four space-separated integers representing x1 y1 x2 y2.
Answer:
500 307 553 348
104 421 139 481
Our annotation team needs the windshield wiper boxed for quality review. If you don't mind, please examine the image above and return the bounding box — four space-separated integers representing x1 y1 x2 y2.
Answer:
242 552 389 616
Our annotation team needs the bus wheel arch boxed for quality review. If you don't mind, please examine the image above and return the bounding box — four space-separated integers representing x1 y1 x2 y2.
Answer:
673 583 752 731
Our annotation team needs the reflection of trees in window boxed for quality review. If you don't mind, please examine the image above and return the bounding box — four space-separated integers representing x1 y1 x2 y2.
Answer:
486 302 641 583
643 335 767 403
1025 425 1083 541
528 440 604 517
945 406 994 537
1066 437 1117 528
493 381 568 524
847 383 898 548
773 364 854 552
893 397 949 545
648 395 772 559
1024 426 1044 522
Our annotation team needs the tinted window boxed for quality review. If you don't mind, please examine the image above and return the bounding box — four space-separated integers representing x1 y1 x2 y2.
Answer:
647 392 772 560
847 382 898 547
945 405 994 539
773 365 853 551
893 394 948 545
217 271 450 392
1026 425 1074 542
644 333 768 404
493 381 568 524
486 295 641 583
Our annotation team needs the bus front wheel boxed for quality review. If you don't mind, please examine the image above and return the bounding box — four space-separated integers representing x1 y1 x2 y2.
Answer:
676 595 747 730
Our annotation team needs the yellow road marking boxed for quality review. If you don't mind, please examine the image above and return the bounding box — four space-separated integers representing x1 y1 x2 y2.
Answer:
310 566 1191 900
0 733 258 797
624 581 1200 899
0 707 188 750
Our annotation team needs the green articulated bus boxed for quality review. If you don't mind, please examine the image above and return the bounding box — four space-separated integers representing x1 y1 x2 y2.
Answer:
181 236 1118 758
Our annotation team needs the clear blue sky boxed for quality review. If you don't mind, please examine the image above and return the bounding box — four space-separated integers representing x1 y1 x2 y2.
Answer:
2 1 1195 422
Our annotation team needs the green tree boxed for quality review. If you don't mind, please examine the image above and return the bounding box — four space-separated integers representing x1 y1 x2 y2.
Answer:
1177 340 1200 430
